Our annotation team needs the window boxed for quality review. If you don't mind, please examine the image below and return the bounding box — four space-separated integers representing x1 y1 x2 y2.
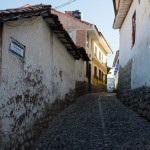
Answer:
87 33 89 47
95 46 97 57
86 61 89 77
67 31 72 38
94 67 97 78
99 51 101 61
99 70 101 80
105 75 107 84
102 54 103 63
132 11 136 47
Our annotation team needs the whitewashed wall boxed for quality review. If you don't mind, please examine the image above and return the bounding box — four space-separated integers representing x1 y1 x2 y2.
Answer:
0 16 76 144
119 0 150 89
52 34 76 99
0 17 52 135
114 71 119 89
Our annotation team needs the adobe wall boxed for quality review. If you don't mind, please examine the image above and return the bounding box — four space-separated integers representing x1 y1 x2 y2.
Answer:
120 0 150 89
117 0 150 122
0 16 76 150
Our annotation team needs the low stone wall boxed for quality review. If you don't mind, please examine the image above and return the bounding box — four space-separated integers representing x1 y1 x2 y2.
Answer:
117 59 150 121
118 86 150 121
1 90 76 150
117 60 132 100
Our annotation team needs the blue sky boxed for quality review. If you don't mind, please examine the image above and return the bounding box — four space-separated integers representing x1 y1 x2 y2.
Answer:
0 0 119 67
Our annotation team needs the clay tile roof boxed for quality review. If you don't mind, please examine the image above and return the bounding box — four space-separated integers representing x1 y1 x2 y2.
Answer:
0 4 90 61
0 4 51 22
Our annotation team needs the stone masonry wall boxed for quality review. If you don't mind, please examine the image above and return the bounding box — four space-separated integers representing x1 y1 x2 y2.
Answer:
117 59 132 103
117 59 150 122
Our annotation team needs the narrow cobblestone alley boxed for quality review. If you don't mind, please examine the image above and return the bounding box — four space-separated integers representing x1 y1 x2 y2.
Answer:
31 94 150 150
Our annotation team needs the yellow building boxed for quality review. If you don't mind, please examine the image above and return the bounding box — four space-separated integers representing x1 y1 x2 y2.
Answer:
85 31 113 91
52 9 113 92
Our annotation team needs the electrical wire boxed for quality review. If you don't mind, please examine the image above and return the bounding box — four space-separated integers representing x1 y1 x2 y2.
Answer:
54 0 77 9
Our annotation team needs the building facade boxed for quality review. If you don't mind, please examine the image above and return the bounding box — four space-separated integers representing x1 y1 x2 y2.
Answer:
113 0 150 120
52 9 113 92
113 50 119 90
0 5 89 150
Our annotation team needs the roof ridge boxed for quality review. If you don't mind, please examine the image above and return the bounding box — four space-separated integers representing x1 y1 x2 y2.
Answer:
3 4 51 11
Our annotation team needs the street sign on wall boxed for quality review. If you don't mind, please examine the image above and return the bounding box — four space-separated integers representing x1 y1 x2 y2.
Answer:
9 39 25 59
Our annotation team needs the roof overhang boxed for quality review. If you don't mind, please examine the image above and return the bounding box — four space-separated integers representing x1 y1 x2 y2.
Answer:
44 14 90 61
113 0 133 29
99 36 113 54
87 26 113 54
87 29 99 41
0 4 90 61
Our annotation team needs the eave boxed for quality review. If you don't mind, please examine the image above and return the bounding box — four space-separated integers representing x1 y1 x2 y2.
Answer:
99 35 113 54
0 4 90 61
113 0 133 29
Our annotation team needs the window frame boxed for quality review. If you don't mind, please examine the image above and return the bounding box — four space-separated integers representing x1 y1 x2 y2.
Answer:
94 66 97 78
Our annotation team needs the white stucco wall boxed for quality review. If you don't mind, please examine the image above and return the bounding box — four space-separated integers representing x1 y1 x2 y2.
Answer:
120 0 150 89
52 34 76 99
0 16 76 138
0 17 52 134
114 71 119 89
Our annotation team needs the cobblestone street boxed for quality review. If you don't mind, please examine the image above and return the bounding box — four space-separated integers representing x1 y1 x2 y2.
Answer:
31 93 150 150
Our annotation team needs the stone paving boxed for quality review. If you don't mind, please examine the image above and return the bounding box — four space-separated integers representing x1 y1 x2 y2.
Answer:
31 93 150 150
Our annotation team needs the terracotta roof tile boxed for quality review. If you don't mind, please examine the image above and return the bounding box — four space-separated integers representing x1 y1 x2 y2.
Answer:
0 4 89 61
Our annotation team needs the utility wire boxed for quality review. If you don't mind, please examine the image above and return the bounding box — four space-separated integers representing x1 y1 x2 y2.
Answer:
54 0 77 9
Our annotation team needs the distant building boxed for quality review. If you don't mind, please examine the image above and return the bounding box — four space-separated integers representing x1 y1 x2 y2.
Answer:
113 0 150 119
52 9 113 93
107 77 114 92
113 50 119 90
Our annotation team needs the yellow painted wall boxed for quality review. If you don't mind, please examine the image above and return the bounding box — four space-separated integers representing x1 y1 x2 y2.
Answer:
84 32 108 87
92 75 107 86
